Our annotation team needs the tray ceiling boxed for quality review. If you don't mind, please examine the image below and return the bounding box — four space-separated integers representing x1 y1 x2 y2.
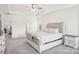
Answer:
0 4 78 15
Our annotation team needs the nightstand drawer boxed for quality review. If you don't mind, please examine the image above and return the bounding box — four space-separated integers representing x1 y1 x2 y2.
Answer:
64 36 74 40
64 37 75 43
65 38 74 42
65 36 71 39
64 39 75 47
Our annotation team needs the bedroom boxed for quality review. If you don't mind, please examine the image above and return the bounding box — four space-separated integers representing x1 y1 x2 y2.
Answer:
0 4 79 54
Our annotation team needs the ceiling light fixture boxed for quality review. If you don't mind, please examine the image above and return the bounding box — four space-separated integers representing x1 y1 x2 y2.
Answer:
32 4 38 12
24 4 42 12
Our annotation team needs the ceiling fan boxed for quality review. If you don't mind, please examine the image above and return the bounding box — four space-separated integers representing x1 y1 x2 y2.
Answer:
24 4 42 12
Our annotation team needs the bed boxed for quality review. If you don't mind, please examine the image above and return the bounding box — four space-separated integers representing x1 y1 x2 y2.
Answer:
26 22 64 53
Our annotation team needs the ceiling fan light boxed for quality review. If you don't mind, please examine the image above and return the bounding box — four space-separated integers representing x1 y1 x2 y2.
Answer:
32 4 37 9
32 8 37 12
31 4 37 12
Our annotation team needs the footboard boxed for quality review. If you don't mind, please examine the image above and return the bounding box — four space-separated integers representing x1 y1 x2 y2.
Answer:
26 33 63 53
26 33 42 52
40 39 63 53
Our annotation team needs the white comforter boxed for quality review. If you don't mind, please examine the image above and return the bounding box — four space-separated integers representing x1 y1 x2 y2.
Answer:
29 32 62 44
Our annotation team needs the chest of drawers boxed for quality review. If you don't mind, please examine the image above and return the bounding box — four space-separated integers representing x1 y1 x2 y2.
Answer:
64 35 79 49
0 34 5 54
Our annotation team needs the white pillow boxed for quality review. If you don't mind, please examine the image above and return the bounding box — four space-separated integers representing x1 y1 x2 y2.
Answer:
44 28 59 33
48 28 59 33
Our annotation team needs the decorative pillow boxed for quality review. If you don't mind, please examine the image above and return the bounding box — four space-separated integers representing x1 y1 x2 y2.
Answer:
44 28 59 33
43 29 49 32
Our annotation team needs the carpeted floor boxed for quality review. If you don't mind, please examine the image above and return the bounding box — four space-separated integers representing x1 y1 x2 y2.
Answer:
5 34 79 54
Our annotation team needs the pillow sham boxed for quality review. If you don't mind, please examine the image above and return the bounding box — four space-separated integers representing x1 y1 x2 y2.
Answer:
44 28 59 33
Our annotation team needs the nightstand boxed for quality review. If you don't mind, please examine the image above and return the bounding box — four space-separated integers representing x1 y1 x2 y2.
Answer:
64 35 79 49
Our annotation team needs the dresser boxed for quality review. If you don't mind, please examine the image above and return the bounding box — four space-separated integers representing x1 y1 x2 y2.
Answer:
0 14 5 54
64 35 79 49
0 34 5 54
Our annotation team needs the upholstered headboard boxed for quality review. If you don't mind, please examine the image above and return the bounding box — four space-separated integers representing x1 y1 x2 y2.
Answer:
46 22 64 33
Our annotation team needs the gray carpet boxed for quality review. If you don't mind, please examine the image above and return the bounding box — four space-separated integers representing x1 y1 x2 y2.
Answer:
5 34 79 54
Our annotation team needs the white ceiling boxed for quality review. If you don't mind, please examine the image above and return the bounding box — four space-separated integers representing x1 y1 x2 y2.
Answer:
37 4 77 14
0 4 78 15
